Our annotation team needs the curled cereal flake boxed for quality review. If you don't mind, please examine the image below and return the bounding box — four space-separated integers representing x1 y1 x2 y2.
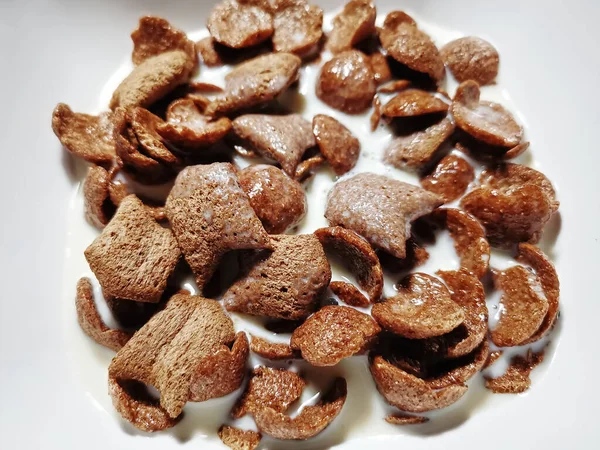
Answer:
316 50 376 114
294 153 325 181
440 37 499 85
110 50 193 110
385 414 429 425
330 281 370 307
425 340 489 389
382 89 448 118
484 350 503 369
384 117 455 172
207 0 273 49
378 79 411 93
314 226 383 302
239 165 306 233
165 163 271 291
420 154 475 203
189 332 249 402
232 366 306 418
224 234 331 320
157 98 232 149
369 52 392 84
75 278 131 352
113 107 162 171
456 138 530 162
129 107 180 165
250 335 298 360
325 173 442 259
232 114 315 176
188 81 224 93
372 273 465 339
517 243 560 344
253 378 347 440
83 165 114 228
273 2 323 56
51 103 116 165
378 239 430 273
84 195 180 303
490 265 549 347
290 306 381 366
218 425 261 450
371 95 382 131
206 53 301 116
485 349 544 393
327 0 376 53
451 81 523 147
312 114 360 175
196 37 225 67
370 355 467 412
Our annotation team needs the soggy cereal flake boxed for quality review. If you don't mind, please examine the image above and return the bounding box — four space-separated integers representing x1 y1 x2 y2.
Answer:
232 114 315 176
378 79 411 93
218 425 261 450
51 103 116 165
451 81 523 147
330 281 370 307
485 349 545 393
420 154 475 203
382 89 448 118
165 163 271 291
385 413 429 425
239 164 307 233
312 114 360 175
369 52 392 84
440 37 499 86
224 234 331 320
85 195 180 303
325 173 442 258
290 306 381 366
83 165 114 228
384 117 455 172
294 154 325 181
371 95 382 131
490 265 549 347
196 37 225 67
316 50 376 113
327 0 376 53
425 340 489 389
250 335 298 360
273 2 323 56
372 273 465 339
75 278 131 352
129 107 180 165
208 0 273 49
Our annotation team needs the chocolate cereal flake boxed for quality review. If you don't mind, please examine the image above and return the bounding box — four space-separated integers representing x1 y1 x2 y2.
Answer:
128 107 180 165
440 37 499 86
385 413 429 425
378 79 411 94
425 340 489 389
371 95 382 131
382 89 448 118
312 114 360 175
369 52 392 84
207 0 273 49
329 281 371 307
83 165 114 228
420 154 475 203
218 425 262 450
273 2 324 56
196 37 225 67
250 335 298 360
485 349 545 394
294 153 326 181
327 0 377 53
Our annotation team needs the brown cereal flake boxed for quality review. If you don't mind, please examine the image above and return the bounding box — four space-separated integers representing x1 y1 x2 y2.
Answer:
312 114 360 175
250 335 298 360
455 138 530 162
294 153 326 181
207 0 273 49
83 165 114 228
328 0 377 53
196 37 225 67
382 89 448 118
371 95 382 131
189 81 224 93
113 107 162 172
385 413 429 425
425 340 489 389
129 107 180 165
485 349 544 394
273 2 323 56
420 154 475 203
218 425 261 450
378 79 411 93
369 52 392 84
441 37 499 86
330 281 370 307
484 350 504 369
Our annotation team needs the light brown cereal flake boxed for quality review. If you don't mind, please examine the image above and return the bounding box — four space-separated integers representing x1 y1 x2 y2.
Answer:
484 350 503 369
382 89 448 118
250 335 298 360
207 0 273 49
327 0 377 53
129 107 180 165
371 95 382 131
196 37 225 67
378 79 411 93
218 425 262 450
385 413 429 425
440 37 499 86
369 52 392 84
83 165 114 228
273 2 323 56
312 114 360 175
420 154 475 203
485 349 544 393
330 281 370 307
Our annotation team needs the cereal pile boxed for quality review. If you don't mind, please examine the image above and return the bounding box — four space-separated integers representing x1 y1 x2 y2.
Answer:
53 1 560 448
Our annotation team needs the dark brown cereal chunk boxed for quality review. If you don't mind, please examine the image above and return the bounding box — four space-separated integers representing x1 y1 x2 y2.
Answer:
218 425 262 450
378 79 411 93
485 349 545 394
84 195 180 303
273 2 323 56
420 154 475 203
382 89 448 118
425 340 489 389
316 50 376 114
327 0 376 53
369 52 392 84
330 281 370 307
385 414 429 425
312 114 360 175
314 226 383 302
441 37 499 85
451 81 523 147
207 0 273 49
294 153 325 181
371 94 382 131
325 173 443 259
224 234 331 320
490 265 549 347
384 117 455 172
51 104 116 165
75 278 131 352
196 37 224 67
83 165 114 228
165 163 271 291
372 273 465 339
239 164 307 233
232 114 315 176
250 335 298 360
290 306 381 366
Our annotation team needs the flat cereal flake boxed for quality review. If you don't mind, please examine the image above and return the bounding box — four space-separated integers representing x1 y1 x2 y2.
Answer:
385 413 429 425
440 37 499 85
218 425 261 450
273 2 323 56
327 0 376 53
207 0 273 49
382 89 448 118
313 114 360 175
330 281 370 307
485 349 544 393
420 154 475 203
250 335 298 360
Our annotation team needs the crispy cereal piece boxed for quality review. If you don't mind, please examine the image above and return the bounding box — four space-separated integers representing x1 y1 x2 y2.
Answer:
83 165 113 228
290 306 381 366
371 95 382 131
250 335 297 360
224 234 331 320
484 350 503 369
232 366 306 418
253 378 347 440
485 349 544 393
372 273 465 339
165 163 271 291
325 173 443 258
206 52 301 116
385 414 429 425
451 81 523 147
294 154 325 181
239 165 307 233
329 281 370 307
384 117 455 172
196 37 224 67
440 37 499 85
370 355 467 412
84 195 180 303
382 89 448 118
207 0 273 49
273 2 323 56
369 52 392 84
316 50 377 114
378 79 411 93
327 0 376 53
378 11 416 47
420 154 475 203
232 114 315 176
314 226 383 302
425 340 489 389
51 104 116 165
218 425 262 450
75 278 131 352
312 114 360 175
110 50 192 109
490 265 550 347
128 107 180 165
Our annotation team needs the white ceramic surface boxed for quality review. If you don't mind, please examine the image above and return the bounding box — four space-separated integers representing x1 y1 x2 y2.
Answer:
1 0 600 448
